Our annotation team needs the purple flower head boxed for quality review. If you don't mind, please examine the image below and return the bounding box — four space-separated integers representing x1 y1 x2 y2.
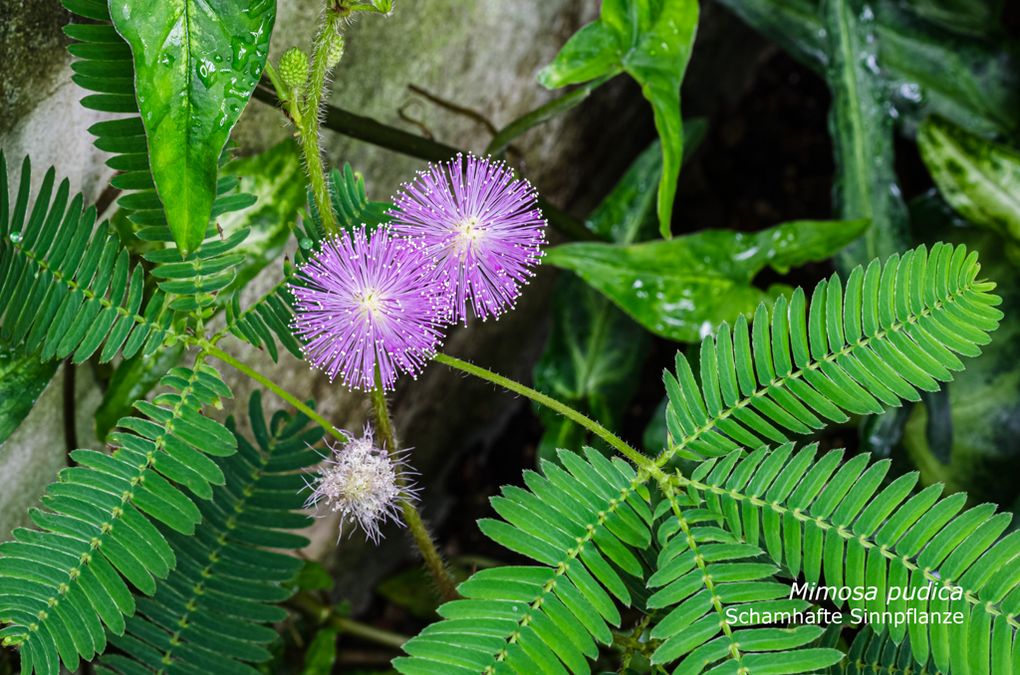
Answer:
290 227 449 390
388 153 547 323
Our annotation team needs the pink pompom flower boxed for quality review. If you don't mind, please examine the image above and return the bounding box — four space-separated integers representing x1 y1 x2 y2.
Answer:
388 153 546 323
290 226 449 391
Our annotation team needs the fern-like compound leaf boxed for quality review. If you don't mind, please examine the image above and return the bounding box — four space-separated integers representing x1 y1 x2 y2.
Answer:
675 439 1017 674
221 216 321 362
0 364 235 675
823 627 936 674
663 242 1001 461
306 164 393 238
0 155 175 363
646 488 843 672
95 391 324 675
394 448 653 675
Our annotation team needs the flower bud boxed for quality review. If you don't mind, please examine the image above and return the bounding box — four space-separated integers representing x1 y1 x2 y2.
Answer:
326 33 345 69
304 427 418 543
279 47 309 90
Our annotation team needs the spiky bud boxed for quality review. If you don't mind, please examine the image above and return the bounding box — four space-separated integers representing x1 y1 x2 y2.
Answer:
326 32 345 69
304 427 417 543
279 47 309 90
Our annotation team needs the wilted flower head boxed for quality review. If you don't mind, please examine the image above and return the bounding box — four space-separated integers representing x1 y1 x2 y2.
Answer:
290 226 449 391
304 427 417 543
388 153 546 323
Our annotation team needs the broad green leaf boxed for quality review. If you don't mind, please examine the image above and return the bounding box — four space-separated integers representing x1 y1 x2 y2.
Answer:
109 0 276 254
544 218 869 342
903 195 1020 505
0 348 58 446
538 0 699 238
220 139 308 293
716 0 1020 138
918 117 1020 261
824 0 908 271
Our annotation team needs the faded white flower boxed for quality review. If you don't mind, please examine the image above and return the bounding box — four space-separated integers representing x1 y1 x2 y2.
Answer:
305 427 417 543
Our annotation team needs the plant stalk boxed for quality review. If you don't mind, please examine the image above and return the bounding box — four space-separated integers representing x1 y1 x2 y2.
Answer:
205 345 459 600
370 371 460 602
203 344 346 443
291 594 409 649
432 353 652 471
299 10 343 235
251 85 597 242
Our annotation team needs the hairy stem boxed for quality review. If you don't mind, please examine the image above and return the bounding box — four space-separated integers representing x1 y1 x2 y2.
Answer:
202 344 346 444
205 343 458 600
299 10 343 235
291 594 409 649
433 353 652 471
251 85 597 242
371 371 460 602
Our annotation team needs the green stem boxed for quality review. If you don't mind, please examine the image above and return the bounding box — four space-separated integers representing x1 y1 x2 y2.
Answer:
332 616 407 650
205 343 458 600
202 345 346 444
291 594 409 649
433 353 652 471
370 371 460 602
250 86 598 242
484 75 612 156
299 10 343 235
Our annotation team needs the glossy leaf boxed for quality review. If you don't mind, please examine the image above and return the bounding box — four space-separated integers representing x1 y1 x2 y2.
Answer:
0 348 58 445
823 0 908 270
716 0 1020 138
918 117 1020 258
109 0 276 254
538 0 699 238
544 219 869 342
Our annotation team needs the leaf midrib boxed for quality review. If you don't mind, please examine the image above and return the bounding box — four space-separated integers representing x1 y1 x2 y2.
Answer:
15 366 206 650
673 470 1017 631
483 474 645 673
655 279 980 470
147 417 285 675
